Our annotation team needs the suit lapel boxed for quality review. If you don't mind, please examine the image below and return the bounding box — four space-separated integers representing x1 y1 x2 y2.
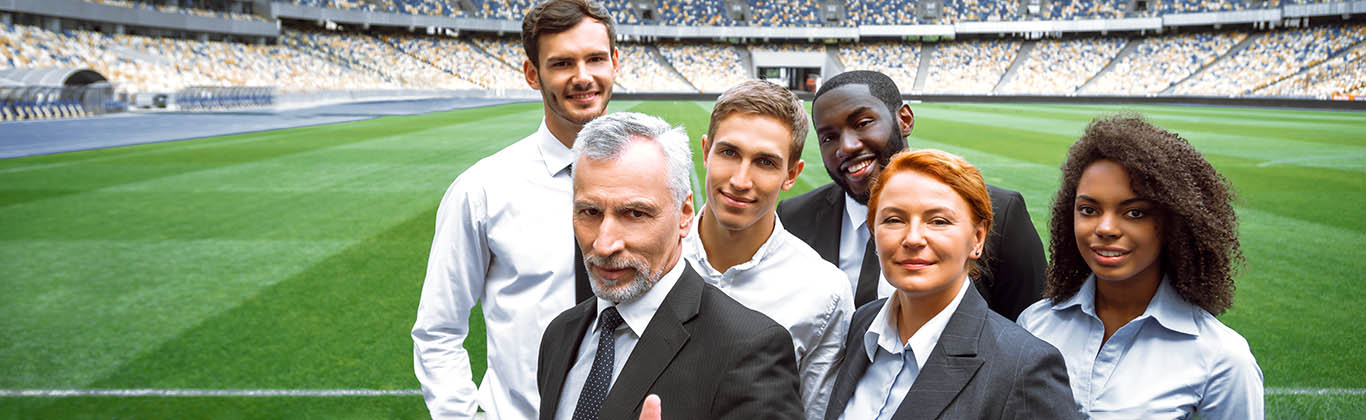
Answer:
812 183 845 264
892 286 989 419
824 304 880 420
597 265 703 419
540 302 596 420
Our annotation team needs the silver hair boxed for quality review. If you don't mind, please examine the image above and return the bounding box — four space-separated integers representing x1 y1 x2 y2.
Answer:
573 112 693 206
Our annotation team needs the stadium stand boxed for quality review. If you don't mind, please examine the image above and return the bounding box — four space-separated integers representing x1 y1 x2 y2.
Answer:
924 39 1020 94
1173 23 1366 95
748 0 825 26
284 28 477 90
615 44 695 92
657 41 750 93
655 0 732 26
87 0 267 21
846 0 920 25
838 41 920 93
1000 36 1126 94
1082 31 1247 95
1260 39 1366 96
382 34 526 90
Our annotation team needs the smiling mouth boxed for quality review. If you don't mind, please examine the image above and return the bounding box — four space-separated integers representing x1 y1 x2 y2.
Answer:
566 91 598 104
718 190 756 207
1091 247 1130 265
842 157 876 180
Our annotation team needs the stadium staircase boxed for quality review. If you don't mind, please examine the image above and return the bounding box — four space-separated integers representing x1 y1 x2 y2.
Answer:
1163 32 1259 95
735 44 755 80
1250 37 1366 95
913 43 935 92
467 38 521 73
1077 37 1138 94
648 44 699 93
993 40 1036 94
826 44 845 74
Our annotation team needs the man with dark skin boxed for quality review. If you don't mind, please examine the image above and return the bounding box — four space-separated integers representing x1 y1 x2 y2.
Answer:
776 70 1045 321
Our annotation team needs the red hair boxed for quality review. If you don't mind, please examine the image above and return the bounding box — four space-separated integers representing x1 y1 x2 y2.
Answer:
866 149 994 276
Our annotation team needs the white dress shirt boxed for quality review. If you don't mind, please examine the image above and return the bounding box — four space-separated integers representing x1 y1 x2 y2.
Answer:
841 194 895 301
683 209 853 420
1017 275 1264 420
552 260 686 420
412 121 579 420
840 279 971 420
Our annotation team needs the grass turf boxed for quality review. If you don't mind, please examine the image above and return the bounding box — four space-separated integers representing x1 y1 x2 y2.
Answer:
1 100 1362 418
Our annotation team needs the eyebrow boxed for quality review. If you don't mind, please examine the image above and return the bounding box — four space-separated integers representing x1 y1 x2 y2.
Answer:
714 140 784 163
1076 194 1151 206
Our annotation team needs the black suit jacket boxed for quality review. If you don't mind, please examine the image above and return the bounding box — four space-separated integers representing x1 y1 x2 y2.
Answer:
777 182 1045 321
537 264 804 420
824 287 1079 420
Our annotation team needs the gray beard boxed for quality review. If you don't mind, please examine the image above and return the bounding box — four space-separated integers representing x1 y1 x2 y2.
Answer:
584 254 661 304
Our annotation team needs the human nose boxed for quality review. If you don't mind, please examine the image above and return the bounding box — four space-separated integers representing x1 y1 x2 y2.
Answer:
901 221 927 248
1095 212 1120 238
592 215 626 256
571 62 593 87
730 162 754 191
839 129 863 157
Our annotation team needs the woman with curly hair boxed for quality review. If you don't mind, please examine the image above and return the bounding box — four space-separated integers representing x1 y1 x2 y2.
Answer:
1016 115 1263 419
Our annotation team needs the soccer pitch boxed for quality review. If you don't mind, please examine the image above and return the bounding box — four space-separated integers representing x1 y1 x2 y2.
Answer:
1 100 1362 418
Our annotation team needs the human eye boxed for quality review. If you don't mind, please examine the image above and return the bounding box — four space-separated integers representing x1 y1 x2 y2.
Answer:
929 217 952 226
577 207 601 217
818 134 833 144
880 215 904 225
1125 208 1146 219
719 148 737 157
1076 205 1096 216
757 158 776 168
856 118 874 128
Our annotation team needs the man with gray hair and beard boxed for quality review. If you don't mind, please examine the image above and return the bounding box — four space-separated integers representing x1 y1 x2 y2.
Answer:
536 112 804 420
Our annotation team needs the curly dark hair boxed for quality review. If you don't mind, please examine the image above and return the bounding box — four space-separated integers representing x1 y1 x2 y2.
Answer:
1046 114 1243 315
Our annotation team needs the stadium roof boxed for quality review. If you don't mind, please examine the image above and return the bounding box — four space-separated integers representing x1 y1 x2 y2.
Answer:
0 67 109 87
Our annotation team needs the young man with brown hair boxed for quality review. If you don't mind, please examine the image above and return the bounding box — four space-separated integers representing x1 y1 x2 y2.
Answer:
411 1 620 418
683 80 854 420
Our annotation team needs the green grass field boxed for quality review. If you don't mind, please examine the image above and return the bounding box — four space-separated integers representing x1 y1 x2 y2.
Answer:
1 101 1363 418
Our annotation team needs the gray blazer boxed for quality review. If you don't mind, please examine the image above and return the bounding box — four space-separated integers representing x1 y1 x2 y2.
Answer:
825 285 1080 420
537 264 804 420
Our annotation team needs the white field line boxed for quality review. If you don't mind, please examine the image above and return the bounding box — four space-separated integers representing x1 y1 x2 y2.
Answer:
1266 387 1366 396
2 387 1363 397
0 389 421 397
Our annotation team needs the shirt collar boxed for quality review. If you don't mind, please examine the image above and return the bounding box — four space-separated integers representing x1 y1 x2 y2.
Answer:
1146 275 1200 336
844 193 868 232
594 256 687 338
862 278 972 370
534 120 574 178
1053 274 1199 337
684 205 785 280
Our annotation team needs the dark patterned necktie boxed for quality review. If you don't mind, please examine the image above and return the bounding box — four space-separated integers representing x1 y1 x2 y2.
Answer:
572 306 625 420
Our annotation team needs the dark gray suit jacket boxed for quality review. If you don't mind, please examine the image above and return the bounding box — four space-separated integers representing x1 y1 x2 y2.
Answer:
776 182 1046 321
825 286 1079 419
537 264 804 420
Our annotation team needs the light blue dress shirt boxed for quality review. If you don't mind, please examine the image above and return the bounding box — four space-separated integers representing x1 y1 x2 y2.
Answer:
551 259 686 420
1016 275 1264 420
839 279 970 420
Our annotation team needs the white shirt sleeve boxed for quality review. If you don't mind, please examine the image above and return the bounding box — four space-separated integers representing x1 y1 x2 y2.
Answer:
801 287 854 420
411 177 489 420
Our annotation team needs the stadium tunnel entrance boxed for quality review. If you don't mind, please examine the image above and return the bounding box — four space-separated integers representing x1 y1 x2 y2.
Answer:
0 67 120 120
